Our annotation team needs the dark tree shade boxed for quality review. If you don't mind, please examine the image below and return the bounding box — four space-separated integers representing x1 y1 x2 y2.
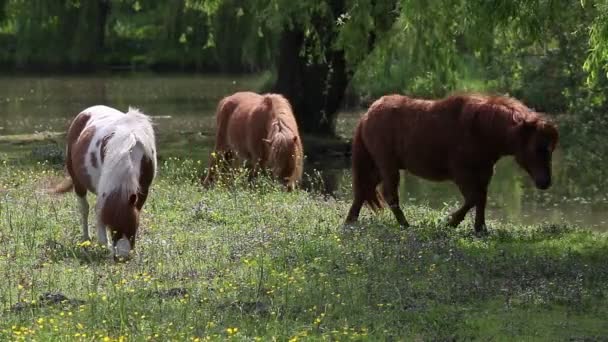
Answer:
273 29 349 136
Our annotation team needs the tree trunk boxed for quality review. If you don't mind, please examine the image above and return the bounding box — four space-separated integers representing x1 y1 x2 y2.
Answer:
272 30 350 136
271 0 402 136
70 0 110 69
97 0 110 52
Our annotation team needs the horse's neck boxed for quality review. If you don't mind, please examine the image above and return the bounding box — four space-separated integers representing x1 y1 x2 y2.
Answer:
473 112 518 157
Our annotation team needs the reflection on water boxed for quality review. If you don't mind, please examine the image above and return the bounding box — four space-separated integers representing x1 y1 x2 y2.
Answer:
0 74 606 231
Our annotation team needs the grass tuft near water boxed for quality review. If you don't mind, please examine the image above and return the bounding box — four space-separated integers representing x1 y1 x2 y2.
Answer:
0 158 607 341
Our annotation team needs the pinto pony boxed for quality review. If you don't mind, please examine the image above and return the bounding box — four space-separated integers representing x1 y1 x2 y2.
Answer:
51 105 157 258
344 94 559 234
202 92 303 190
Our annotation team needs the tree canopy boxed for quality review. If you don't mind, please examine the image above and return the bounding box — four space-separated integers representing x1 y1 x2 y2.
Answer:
1 0 608 134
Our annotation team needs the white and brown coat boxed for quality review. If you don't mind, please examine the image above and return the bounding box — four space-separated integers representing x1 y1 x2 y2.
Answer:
55 105 157 258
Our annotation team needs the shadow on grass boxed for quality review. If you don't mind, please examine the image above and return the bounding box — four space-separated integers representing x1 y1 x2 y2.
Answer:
9 292 85 313
41 239 111 265
207 215 608 339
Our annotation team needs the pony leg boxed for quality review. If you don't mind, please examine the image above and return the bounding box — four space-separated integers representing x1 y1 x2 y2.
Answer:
203 150 235 186
247 161 257 182
202 152 218 186
248 159 265 183
447 201 475 227
345 197 365 224
474 190 489 234
470 169 492 234
345 172 382 224
450 168 492 233
77 195 90 241
345 142 382 225
95 216 108 247
379 167 409 227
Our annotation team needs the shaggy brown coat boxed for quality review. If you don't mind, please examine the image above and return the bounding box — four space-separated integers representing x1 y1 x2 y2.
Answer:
345 93 559 233
202 91 303 190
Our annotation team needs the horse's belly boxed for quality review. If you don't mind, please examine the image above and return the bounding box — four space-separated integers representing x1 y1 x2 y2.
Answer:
226 119 249 151
401 150 451 181
226 138 251 160
226 117 263 162
406 165 450 181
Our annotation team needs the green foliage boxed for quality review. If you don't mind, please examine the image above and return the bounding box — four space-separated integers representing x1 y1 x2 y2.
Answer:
3 0 608 131
0 0 275 71
585 0 608 84
348 0 588 101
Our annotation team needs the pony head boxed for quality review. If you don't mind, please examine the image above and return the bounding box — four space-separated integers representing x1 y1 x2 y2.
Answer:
101 191 140 259
264 122 301 191
513 116 559 190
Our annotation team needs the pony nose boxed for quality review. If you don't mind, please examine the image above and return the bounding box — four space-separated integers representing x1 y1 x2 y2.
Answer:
535 176 551 190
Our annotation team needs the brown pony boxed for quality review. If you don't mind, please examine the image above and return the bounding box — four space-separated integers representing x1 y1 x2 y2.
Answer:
202 91 303 190
344 93 559 234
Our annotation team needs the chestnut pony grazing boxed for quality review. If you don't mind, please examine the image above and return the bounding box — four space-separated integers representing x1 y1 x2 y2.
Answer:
202 91 303 190
344 94 559 234
51 105 157 258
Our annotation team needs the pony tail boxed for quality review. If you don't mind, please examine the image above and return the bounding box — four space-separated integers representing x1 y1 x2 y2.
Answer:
350 121 384 211
48 177 73 194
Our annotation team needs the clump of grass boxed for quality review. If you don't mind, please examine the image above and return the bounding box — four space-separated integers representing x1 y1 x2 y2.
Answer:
0 159 607 340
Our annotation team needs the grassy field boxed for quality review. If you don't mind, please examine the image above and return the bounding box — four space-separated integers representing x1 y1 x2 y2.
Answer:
1 147 608 341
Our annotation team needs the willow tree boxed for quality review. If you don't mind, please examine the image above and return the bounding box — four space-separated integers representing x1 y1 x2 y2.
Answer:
185 0 399 134
3 0 110 69
586 0 608 85
193 0 602 135
3 0 608 133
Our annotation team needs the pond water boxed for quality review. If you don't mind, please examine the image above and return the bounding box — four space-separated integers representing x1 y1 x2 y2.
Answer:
1 74 607 231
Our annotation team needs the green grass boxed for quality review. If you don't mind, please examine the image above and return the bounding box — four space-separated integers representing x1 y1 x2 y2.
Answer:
0 157 607 341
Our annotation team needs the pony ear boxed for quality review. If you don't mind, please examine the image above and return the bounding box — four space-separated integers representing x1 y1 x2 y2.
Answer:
517 120 536 141
129 194 137 206
537 119 559 143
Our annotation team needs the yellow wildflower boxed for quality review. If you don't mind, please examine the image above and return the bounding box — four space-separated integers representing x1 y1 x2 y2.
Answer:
78 240 91 247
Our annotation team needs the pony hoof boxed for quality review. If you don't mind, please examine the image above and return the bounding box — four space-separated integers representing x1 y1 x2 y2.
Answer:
474 226 489 237
439 216 454 227
113 255 131 263
341 222 359 233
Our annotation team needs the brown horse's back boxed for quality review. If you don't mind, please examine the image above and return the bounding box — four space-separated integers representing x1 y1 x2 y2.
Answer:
214 92 269 161
360 95 466 181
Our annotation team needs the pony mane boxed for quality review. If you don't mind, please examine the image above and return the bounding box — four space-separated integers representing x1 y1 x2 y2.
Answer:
440 93 558 152
447 93 534 124
265 94 298 127
97 107 156 203
482 95 557 138
265 94 304 183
